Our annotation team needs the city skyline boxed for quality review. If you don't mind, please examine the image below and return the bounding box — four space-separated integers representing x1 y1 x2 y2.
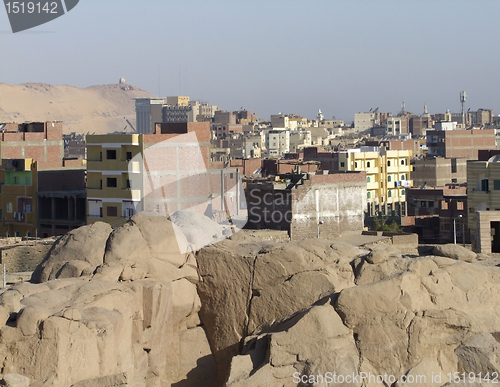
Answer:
2 0 499 122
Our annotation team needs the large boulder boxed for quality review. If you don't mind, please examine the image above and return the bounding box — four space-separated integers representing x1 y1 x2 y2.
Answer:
195 235 362 384
104 212 190 270
226 299 359 386
433 244 477 263
31 222 112 283
1 213 216 387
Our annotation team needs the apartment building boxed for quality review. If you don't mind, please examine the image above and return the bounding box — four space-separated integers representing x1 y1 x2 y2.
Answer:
467 157 500 252
37 169 87 237
338 148 412 218
0 159 37 237
134 98 166 134
405 186 467 243
86 134 143 227
246 171 367 239
0 121 64 169
426 128 496 159
354 110 390 132
289 131 312 152
412 157 467 187
265 129 290 157
86 122 237 228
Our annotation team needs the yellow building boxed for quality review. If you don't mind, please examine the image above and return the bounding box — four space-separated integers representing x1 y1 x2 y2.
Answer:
86 134 143 228
166 96 189 106
338 148 413 217
0 159 38 237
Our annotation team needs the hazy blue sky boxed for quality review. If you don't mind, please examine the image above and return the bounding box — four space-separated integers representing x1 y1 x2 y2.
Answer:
2 0 499 122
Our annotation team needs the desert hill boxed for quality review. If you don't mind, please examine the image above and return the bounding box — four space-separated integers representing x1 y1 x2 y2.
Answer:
0 82 155 134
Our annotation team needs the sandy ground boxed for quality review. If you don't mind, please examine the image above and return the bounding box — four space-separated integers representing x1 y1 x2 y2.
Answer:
0 82 155 134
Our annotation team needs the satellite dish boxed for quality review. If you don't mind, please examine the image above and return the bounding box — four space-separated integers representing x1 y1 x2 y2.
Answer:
487 154 500 163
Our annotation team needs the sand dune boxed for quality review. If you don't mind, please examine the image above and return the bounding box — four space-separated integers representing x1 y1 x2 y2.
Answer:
0 82 155 134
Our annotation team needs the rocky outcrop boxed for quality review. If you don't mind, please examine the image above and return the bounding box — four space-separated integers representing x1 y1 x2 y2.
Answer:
196 236 363 384
226 252 500 386
1 214 499 387
0 213 215 387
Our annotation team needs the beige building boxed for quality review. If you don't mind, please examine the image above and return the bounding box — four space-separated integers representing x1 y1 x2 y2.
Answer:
166 96 189 106
467 157 500 252
413 157 467 187
289 131 312 153
338 148 413 217
265 129 290 157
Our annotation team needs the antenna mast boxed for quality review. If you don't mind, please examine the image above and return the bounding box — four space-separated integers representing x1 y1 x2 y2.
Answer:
460 91 467 128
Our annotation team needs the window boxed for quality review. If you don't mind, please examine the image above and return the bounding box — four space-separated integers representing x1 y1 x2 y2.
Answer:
355 162 358 168
469 207 474 213
442 201 448 210
367 177 371 183
401 159 405 165
388 176 392 182
367 162 371 168
388 190 392 197
126 151 132 161
452 178 458 184
107 178 117 188
126 179 131 189
6 202 12 213
401 174 405 180
340 162 345 168
107 206 118 217
387 161 391 166
401 189 405 196
107 150 117 160
451 158 457 173
429 201 435 208
420 201 426 207
12 176 18 185
494 180 500 190
457 201 464 210
481 179 489 192
367 192 371 199
25 177 31 186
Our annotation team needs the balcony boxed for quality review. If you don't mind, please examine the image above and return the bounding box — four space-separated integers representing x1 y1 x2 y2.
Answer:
87 160 140 173
88 188 141 201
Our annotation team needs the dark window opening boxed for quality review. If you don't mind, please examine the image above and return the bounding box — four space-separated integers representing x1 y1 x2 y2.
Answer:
107 178 117 188
107 206 118 217
107 150 117 160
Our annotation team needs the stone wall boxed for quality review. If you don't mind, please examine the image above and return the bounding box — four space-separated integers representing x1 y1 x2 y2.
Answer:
0 240 55 273
291 173 367 240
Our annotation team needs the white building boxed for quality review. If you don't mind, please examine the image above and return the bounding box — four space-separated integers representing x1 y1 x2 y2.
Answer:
265 129 290 157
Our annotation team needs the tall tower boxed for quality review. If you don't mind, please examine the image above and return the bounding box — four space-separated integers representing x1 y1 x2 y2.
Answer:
317 109 324 122
460 91 467 128
423 104 430 118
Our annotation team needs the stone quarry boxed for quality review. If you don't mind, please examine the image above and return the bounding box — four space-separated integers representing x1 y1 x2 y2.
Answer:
0 211 499 386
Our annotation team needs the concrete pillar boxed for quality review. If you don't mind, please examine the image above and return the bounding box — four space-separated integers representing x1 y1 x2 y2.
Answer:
51 197 55 220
